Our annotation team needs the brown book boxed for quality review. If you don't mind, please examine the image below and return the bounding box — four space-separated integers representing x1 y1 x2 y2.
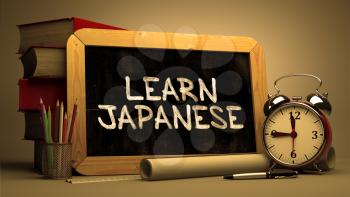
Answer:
23 111 44 140
17 17 124 53
20 47 65 78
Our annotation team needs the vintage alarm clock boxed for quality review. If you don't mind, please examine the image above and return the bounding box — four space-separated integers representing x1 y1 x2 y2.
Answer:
262 74 335 173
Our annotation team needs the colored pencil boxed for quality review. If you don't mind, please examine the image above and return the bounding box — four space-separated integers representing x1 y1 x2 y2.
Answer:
63 113 68 143
69 109 77 143
65 117 71 143
48 106 52 143
70 101 78 142
47 108 54 166
40 98 49 143
40 98 53 169
39 98 46 142
39 116 45 141
53 100 60 142
59 101 64 143
39 105 46 143
67 100 78 143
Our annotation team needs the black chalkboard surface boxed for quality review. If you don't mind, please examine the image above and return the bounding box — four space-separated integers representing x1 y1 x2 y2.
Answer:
85 46 255 156
67 29 267 175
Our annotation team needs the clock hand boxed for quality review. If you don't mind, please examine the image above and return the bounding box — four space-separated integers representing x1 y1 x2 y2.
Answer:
290 112 297 152
271 130 291 137
290 112 295 131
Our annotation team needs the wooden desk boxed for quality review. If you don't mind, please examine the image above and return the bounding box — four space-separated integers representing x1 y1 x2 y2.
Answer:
1 158 349 197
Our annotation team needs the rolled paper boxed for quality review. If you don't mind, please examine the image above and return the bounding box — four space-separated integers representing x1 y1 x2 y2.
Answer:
140 154 270 181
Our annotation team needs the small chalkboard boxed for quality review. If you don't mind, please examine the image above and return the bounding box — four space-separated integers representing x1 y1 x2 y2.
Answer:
67 29 267 175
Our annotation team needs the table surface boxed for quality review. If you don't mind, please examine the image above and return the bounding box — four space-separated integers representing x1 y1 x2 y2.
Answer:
1 158 349 197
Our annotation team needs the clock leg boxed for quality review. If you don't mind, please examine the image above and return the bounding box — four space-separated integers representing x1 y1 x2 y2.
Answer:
300 163 326 174
313 163 326 174
268 161 278 172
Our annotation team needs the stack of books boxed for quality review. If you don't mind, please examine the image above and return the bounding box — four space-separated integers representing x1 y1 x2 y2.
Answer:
17 17 124 170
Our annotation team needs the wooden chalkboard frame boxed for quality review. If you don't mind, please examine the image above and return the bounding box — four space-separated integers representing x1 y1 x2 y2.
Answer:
67 29 267 175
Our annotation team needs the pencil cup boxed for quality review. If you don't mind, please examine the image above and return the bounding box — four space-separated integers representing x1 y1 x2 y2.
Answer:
45 143 72 179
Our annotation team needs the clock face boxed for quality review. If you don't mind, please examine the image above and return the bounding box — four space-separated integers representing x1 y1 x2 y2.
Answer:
263 102 326 167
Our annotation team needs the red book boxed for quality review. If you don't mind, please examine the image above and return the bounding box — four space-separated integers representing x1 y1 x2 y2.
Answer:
17 17 125 53
18 78 66 111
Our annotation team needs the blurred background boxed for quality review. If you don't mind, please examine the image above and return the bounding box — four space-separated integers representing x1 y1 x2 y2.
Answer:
0 0 349 162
